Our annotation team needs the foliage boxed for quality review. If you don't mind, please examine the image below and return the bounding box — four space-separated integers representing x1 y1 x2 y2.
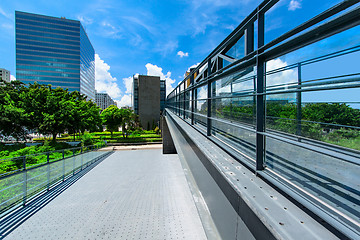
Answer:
100 106 140 138
101 105 122 137
215 101 360 149
302 103 360 127
0 141 74 160
119 108 140 138
0 80 28 141
81 132 95 146
154 126 160 135
0 80 101 142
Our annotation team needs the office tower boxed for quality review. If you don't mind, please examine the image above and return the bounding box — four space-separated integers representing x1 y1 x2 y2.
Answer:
0 68 10 82
95 91 117 110
133 75 165 130
15 11 95 100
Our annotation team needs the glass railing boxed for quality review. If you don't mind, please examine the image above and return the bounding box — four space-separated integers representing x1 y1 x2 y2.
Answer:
166 1 360 238
0 143 110 217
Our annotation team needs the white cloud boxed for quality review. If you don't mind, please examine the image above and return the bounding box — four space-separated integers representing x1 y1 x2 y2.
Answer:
155 40 178 56
197 87 208 100
145 63 176 96
10 75 16 81
0 7 11 20
122 16 155 35
288 0 301 11
122 76 133 94
77 15 93 25
225 25 235 31
187 63 200 73
115 95 132 108
95 53 121 99
100 21 123 39
1 23 12 30
177 51 189 58
266 58 297 100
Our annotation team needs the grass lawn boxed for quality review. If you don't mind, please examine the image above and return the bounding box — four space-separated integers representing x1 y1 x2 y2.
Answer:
324 136 360 151
33 130 162 143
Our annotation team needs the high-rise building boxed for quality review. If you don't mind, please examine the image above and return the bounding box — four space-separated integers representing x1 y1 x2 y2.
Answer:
0 68 10 82
95 91 117 110
133 75 166 130
15 11 95 101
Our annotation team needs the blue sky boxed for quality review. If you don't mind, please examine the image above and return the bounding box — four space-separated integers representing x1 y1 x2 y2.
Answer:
0 0 358 107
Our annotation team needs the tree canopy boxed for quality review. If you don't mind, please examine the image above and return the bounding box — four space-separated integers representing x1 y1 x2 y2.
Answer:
100 105 122 137
0 80 101 142
100 106 139 138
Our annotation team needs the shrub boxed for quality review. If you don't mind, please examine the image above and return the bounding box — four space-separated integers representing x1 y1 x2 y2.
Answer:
81 132 95 146
154 126 160 135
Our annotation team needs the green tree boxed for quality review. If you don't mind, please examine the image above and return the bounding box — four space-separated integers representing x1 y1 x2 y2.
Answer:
302 103 360 127
101 105 122 138
39 87 72 142
66 91 101 140
118 108 139 138
0 80 28 141
20 82 51 135
119 108 131 138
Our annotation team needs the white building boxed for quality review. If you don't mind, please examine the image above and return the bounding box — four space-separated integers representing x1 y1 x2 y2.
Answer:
95 91 117 110
0 68 10 82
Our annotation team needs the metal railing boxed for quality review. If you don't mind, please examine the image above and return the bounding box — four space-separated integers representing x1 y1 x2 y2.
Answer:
166 0 360 239
0 143 109 217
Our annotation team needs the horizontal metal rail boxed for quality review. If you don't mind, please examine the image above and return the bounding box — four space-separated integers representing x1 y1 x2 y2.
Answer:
166 1 360 238
0 144 110 218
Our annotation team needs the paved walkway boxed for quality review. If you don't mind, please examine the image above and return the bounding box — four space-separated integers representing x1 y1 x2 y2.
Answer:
100 144 162 151
4 150 207 240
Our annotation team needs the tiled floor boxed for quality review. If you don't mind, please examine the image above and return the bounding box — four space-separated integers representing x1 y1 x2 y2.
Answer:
4 149 207 240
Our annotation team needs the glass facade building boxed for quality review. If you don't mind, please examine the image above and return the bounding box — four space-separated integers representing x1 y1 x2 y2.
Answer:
15 11 95 100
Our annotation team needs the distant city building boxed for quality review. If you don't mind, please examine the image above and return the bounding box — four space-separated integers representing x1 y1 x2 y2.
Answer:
0 68 10 82
15 11 95 101
133 75 166 130
95 91 117 110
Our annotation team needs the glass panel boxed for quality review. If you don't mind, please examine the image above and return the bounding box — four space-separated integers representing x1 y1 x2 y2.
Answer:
264 0 344 45
265 136 360 224
211 118 256 164
196 85 208 100
225 35 245 59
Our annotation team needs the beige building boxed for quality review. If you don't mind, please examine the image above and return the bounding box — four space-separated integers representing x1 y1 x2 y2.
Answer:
0 68 10 82
95 91 117 110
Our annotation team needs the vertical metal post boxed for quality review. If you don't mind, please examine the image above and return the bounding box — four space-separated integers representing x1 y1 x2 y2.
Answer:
47 152 50 191
247 21 256 126
22 156 27 206
177 87 180 116
253 76 257 126
73 149 75 176
183 87 186 119
62 153 65 182
256 11 265 171
81 148 83 170
297 63 302 139
207 58 212 136
178 84 181 117
245 22 254 55
230 80 233 120
191 88 195 125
